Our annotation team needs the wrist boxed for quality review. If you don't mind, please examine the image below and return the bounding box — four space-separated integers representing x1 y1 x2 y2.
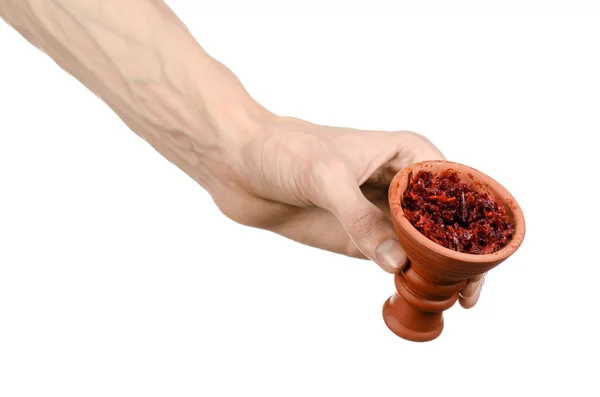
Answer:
183 65 274 191
197 63 272 145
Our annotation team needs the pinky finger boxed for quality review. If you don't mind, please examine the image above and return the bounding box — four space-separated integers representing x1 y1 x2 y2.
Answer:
459 278 485 309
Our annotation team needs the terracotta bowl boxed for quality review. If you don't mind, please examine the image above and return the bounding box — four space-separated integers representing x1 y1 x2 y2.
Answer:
382 160 526 342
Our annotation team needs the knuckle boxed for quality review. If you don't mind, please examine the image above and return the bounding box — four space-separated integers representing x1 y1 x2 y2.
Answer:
400 130 430 143
218 204 250 225
214 195 266 228
399 130 422 139
395 130 445 162
224 209 270 229
350 207 386 239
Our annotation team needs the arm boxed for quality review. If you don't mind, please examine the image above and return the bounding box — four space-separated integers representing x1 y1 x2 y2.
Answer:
1 0 488 305
0 0 271 192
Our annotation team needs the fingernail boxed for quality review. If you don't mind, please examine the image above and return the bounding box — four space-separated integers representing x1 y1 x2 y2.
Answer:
375 239 407 273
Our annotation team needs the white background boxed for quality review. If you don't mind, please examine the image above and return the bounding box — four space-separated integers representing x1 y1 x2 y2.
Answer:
1 1 599 396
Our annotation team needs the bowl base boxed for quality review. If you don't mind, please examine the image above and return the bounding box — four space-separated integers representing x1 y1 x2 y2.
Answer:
382 295 444 342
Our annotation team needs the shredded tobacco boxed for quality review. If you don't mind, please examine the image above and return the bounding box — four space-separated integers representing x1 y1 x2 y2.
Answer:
402 169 514 254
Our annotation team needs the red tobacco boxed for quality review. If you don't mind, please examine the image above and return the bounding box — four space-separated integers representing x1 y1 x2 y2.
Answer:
402 169 514 254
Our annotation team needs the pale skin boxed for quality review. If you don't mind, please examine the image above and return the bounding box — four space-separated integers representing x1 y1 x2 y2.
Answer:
0 0 485 308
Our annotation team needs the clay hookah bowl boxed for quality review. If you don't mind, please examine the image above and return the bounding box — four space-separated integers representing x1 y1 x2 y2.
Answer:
382 160 526 342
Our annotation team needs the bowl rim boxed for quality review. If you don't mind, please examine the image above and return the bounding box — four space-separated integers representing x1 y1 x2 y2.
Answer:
388 160 526 264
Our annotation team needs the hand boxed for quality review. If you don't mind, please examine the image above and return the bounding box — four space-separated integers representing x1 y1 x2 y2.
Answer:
208 116 486 308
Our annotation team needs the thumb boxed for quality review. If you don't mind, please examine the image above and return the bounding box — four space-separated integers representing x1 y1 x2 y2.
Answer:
329 187 408 274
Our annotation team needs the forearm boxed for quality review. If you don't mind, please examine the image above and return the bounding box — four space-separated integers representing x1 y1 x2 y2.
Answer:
0 0 268 190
